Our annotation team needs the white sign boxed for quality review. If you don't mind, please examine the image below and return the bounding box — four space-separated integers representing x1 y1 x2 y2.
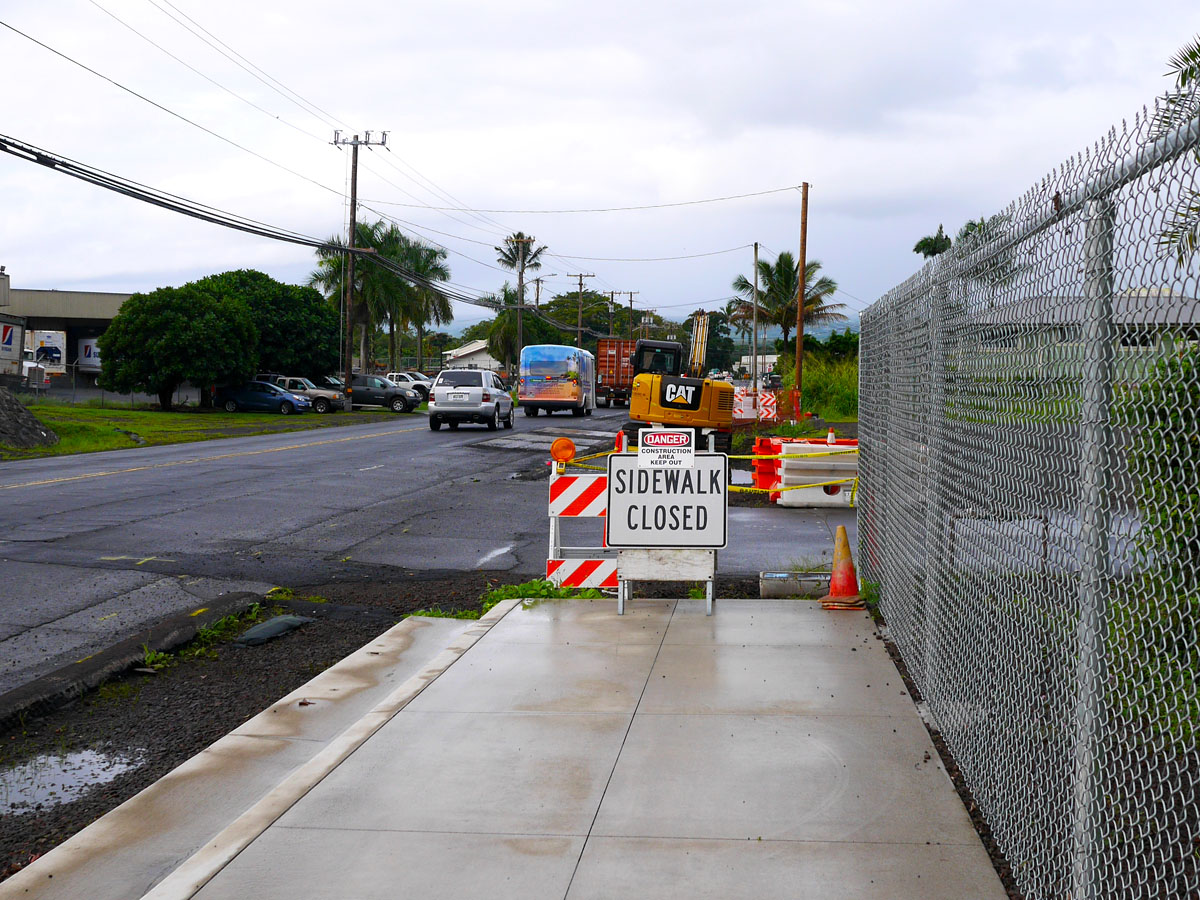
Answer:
638 428 694 468
606 453 728 548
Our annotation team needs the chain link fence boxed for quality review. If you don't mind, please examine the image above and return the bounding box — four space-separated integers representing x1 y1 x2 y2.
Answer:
860 88 1200 899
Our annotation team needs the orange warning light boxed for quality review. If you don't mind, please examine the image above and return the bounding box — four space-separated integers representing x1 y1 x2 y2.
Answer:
550 437 577 464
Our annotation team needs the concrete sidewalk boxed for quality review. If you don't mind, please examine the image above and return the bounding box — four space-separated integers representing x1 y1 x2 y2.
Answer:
5 598 1005 900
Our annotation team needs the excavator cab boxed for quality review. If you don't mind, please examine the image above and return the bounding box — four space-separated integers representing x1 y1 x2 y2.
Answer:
622 338 734 453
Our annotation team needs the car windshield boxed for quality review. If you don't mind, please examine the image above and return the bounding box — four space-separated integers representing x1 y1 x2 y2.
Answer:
293 378 316 389
437 371 483 387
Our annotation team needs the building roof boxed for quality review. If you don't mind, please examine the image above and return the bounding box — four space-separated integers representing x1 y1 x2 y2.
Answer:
443 339 489 360
972 289 1200 328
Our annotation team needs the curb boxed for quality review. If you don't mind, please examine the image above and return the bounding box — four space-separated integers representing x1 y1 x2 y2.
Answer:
0 592 263 735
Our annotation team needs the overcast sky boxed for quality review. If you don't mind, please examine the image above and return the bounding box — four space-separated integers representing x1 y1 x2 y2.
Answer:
3 0 1199 332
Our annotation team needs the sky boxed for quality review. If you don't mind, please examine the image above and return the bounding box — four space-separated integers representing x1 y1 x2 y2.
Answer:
2 0 1199 333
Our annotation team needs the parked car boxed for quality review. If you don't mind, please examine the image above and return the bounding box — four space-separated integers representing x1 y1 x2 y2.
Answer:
216 381 311 415
428 369 515 431
307 374 345 391
350 374 419 412
385 371 430 400
273 376 344 414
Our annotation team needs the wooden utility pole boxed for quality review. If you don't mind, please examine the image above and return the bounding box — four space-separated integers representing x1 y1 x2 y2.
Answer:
792 182 809 414
332 130 387 409
626 291 639 338
570 273 594 347
751 242 759 397
507 236 536 363
607 291 616 335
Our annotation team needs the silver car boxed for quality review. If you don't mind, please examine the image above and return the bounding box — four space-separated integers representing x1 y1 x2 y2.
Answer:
428 370 515 431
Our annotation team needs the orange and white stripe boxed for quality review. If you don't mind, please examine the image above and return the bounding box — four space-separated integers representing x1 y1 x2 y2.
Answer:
546 558 619 589
548 473 608 518
758 391 778 421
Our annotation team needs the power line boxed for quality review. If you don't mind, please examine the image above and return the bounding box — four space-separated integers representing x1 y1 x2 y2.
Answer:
144 0 346 131
361 183 806 214
553 245 752 262
0 132 499 311
85 0 326 142
0 18 343 197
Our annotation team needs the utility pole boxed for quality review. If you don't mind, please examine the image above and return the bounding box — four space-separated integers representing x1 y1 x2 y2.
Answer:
507 236 536 365
332 130 387 410
607 291 616 336
569 274 594 347
793 182 809 417
752 242 759 397
625 291 639 338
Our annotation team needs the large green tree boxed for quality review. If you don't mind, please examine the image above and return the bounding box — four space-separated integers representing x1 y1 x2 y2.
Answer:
731 252 845 347
98 285 257 410
190 269 338 376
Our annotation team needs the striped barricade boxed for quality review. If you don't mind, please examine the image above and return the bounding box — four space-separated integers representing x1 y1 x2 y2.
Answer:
546 558 619 589
758 391 778 422
549 473 607 517
547 471 615 590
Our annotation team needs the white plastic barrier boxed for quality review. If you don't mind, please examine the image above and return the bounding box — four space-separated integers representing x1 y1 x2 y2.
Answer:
775 445 858 508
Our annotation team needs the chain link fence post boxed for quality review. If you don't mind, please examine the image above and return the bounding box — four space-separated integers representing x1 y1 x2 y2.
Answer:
1070 197 1116 900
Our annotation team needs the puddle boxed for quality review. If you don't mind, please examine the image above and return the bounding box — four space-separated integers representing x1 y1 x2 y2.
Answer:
0 749 144 814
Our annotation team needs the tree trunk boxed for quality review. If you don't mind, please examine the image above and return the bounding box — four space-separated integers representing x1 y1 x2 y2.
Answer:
199 386 213 409
416 322 425 372
158 383 176 411
359 321 369 375
388 317 396 372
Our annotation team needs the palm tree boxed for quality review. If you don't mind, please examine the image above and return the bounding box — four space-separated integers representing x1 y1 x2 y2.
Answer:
731 252 845 348
481 284 519 373
1158 35 1200 264
913 224 952 258
310 223 452 374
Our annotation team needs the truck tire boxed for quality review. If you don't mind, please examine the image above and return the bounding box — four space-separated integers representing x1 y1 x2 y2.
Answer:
524 406 538 417
571 407 583 417
429 417 441 431
313 397 330 414
390 396 408 413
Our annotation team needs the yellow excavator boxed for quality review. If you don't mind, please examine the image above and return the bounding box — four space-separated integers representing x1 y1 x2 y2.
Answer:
620 322 735 454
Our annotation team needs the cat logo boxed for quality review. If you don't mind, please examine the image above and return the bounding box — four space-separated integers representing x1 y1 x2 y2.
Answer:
664 383 696 405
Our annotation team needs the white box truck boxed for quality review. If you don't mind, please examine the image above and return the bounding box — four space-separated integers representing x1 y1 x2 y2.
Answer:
29 330 66 375
0 313 26 382
78 337 102 382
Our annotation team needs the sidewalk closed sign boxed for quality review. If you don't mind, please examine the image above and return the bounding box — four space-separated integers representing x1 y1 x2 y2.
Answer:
606 453 728 548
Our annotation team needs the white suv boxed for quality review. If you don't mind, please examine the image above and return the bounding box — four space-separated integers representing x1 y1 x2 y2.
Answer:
428 370 515 431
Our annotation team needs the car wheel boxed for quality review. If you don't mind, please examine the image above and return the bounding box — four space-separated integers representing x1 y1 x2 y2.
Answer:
279 401 294 415
429 417 441 431
487 406 499 430
571 407 583 417
314 398 330 414
448 420 459 430
223 400 238 413
504 405 514 429
390 396 408 413
584 407 593 416
523 406 536 417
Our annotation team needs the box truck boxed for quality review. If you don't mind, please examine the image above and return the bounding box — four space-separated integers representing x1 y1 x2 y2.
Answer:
595 338 637 408
78 337 102 381
0 313 26 383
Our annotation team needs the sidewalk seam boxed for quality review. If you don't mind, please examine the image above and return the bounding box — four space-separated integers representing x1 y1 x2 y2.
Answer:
560 600 678 900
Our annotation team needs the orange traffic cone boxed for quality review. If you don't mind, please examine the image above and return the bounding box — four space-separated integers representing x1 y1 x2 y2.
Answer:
820 525 863 610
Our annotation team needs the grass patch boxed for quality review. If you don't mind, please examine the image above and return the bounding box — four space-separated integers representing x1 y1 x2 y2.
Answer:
416 578 605 620
0 402 421 461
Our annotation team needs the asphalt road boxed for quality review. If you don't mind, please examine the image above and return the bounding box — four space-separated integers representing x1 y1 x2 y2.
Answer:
0 405 855 701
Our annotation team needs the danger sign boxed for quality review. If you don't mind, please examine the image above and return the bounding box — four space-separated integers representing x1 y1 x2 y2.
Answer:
606 453 728 548
638 428 694 468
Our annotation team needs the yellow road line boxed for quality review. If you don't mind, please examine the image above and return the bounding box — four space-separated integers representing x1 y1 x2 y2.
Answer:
1 426 425 491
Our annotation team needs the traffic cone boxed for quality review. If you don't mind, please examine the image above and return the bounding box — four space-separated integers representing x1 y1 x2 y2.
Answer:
819 525 863 610
826 427 836 445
